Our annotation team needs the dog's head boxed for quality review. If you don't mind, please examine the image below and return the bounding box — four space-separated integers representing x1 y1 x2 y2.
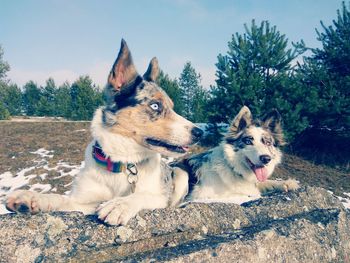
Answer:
101 40 203 157
223 106 285 182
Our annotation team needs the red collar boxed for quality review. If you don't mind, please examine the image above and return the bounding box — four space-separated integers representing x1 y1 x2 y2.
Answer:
92 141 139 192
92 142 139 188
92 142 125 173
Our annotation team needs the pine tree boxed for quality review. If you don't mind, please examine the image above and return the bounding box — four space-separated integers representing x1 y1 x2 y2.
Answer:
0 45 9 80
208 20 305 139
70 76 103 120
1 83 22 115
179 62 208 122
23 81 41 116
0 45 11 119
54 82 72 118
191 86 208 123
36 78 57 116
156 70 183 114
0 101 10 120
299 1 350 129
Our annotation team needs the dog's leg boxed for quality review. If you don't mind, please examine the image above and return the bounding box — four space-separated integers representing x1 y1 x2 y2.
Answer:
5 190 97 214
5 190 99 214
5 174 113 214
170 167 189 206
257 179 300 195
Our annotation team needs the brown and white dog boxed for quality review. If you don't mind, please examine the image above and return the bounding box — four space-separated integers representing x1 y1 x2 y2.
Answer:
171 106 299 205
5 40 203 225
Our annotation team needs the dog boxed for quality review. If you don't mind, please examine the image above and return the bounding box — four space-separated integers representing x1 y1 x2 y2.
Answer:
5 39 203 225
171 106 299 205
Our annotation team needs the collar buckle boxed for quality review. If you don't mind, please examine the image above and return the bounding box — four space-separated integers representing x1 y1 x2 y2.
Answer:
93 141 139 192
127 163 138 193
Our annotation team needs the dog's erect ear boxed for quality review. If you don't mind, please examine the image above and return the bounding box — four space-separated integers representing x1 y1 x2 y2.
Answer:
230 106 252 133
262 109 282 132
143 57 159 82
108 39 139 91
262 109 285 145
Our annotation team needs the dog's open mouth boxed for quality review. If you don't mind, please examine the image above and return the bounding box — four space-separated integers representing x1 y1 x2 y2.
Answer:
146 138 189 154
246 157 268 182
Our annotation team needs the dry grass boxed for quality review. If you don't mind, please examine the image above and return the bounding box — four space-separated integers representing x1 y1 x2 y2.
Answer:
0 122 91 172
273 154 350 197
0 121 349 198
0 122 91 194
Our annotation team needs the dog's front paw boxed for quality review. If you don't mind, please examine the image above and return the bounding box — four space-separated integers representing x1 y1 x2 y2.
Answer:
97 199 138 225
6 190 42 214
283 179 300 192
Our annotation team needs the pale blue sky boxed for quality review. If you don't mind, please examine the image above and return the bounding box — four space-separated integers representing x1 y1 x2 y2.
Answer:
0 0 344 88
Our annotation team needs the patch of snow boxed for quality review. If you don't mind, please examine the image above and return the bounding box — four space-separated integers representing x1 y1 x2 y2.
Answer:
329 191 350 210
39 173 48 180
0 170 37 215
74 129 87 132
50 161 84 179
339 192 350 209
0 204 11 214
0 170 37 195
64 182 73 188
29 183 52 193
30 148 54 159
341 200 350 209
0 148 85 215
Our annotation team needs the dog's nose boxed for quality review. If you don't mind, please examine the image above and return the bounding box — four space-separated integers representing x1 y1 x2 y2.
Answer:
191 127 204 141
260 155 271 165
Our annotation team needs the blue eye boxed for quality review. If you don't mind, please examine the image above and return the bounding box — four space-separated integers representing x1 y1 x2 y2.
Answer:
150 103 159 111
243 137 253 145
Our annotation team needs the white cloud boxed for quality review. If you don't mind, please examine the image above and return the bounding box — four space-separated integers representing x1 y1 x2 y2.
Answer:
7 61 112 88
8 68 79 87
7 58 216 90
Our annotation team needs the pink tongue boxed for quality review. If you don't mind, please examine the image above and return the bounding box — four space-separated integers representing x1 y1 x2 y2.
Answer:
254 167 268 182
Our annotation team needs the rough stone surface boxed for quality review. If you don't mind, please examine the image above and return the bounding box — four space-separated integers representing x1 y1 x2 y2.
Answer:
0 187 349 263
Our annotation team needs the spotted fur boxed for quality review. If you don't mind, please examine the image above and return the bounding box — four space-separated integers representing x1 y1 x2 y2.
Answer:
171 106 299 206
6 40 202 225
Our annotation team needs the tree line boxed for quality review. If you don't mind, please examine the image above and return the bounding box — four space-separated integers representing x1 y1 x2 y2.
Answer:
0 2 349 142
0 74 104 121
